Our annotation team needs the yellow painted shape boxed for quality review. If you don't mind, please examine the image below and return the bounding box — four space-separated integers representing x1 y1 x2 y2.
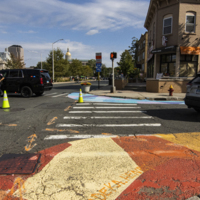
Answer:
47 117 58 125
25 134 37 151
0 123 17 126
15 138 142 200
156 132 200 152
102 133 113 135
45 128 79 133
64 106 71 111
5 177 25 200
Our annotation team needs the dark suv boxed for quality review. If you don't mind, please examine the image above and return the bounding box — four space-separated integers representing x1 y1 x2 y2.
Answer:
0 69 53 97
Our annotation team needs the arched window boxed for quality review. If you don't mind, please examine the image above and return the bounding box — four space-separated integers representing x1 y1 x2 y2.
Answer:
163 14 173 35
186 12 196 33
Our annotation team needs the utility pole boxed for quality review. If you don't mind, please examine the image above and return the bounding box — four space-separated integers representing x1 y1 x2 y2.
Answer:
110 52 117 93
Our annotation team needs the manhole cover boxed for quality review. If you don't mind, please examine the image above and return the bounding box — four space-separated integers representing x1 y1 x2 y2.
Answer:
0 153 41 174
10 108 25 112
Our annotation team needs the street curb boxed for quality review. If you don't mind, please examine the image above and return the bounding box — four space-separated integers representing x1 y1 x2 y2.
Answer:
88 92 185 101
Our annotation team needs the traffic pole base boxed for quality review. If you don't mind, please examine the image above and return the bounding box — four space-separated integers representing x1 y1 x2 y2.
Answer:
110 86 116 93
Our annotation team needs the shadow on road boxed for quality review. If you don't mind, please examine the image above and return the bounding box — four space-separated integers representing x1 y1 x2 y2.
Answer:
146 108 200 122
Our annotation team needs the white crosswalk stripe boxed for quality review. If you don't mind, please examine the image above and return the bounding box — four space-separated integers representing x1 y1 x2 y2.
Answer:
73 107 141 109
63 116 153 119
52 93 68 97
43 92 57 96
44 102 162 140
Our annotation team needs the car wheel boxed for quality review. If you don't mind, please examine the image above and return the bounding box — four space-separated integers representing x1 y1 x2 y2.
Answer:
35 92 44 96
21 86 33 98
194 108 200 113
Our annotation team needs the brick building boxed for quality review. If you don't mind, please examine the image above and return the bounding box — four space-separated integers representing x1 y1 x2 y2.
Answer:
144 0 200 92
137 32 148 76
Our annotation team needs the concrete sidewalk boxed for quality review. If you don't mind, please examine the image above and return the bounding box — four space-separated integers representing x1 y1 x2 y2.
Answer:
89 83 186 101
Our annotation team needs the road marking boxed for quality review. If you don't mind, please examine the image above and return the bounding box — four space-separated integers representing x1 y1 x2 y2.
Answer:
75 103 137 106
64 116 153 119
56 123 161 127
44 134 118 140
64 106 71 111
25 134 37 151
73 107 140 109
52 93 68 97
47 117 58 125
69 111 146 113
0 123 17 126
43 92 57 96
44 128 79 133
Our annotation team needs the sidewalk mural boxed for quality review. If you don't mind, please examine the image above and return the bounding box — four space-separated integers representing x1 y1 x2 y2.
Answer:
68 93 184 104
1 133 200 199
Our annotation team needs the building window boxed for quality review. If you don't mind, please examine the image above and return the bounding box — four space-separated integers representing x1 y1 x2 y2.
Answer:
143 40 145 48
138 56 140 62
186 12 196 33
163 15 172 35
142 52 145 59
160 54 176 77
142 64 144 70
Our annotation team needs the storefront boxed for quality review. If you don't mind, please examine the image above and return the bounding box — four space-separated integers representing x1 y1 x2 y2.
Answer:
146 45 199 93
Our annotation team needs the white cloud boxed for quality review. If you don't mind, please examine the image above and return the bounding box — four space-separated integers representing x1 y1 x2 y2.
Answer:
1 30 7 34
18 30 37 34
86 29 99 35
0 0 148 33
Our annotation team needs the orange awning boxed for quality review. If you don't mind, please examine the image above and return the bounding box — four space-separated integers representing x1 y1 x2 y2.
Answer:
180 46 200 55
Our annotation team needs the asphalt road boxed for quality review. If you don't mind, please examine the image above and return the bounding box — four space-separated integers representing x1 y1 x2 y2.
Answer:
0 81 199 157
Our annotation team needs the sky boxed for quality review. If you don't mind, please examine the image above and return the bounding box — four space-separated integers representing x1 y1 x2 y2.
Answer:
0 0 149 69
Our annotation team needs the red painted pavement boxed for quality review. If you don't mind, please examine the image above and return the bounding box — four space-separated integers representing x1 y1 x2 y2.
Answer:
113 136 200 200
0 142 71 200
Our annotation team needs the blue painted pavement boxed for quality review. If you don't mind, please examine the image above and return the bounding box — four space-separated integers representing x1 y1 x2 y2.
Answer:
68 93 184 104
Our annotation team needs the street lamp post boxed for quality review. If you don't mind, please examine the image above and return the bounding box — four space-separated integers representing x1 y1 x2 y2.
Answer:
52 39 64 82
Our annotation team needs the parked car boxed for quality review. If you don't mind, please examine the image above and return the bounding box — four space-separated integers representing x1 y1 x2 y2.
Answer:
184 73 200 113
0 69 53 98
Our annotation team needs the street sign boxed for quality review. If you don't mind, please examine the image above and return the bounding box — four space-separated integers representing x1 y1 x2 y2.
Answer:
96 63 102 72
96 53 102 63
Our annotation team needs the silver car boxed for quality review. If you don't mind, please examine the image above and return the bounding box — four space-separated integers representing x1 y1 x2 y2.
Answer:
185 73 200 113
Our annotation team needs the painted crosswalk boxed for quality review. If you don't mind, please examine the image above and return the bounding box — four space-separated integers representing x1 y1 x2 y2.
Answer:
43 92 68 97
44 102 162 140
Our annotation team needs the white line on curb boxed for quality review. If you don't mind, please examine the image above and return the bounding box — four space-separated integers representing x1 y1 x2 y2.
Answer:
56 123 161 127
63 116 153 119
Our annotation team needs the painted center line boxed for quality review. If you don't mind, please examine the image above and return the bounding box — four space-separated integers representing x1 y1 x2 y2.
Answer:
69 111 146 113
73 107 140 109
52 93 68 97
63 116 153 119
56 123 161 127
44 135 118 140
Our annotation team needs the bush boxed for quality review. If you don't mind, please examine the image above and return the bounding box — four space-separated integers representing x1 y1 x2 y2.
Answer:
55 77 70 82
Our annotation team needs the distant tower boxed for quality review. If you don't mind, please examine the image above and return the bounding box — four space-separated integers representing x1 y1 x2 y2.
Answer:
8 45 24 62
65 48 71 61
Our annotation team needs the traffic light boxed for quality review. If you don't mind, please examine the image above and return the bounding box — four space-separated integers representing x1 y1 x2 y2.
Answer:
110 52 117 59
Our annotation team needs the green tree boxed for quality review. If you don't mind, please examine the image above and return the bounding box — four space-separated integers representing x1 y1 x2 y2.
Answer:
45 48 69 78
5 53 25 69
81 65 93 77
128 37 138 64
87 59 96 75
69 59 83 77
117 50 134 77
